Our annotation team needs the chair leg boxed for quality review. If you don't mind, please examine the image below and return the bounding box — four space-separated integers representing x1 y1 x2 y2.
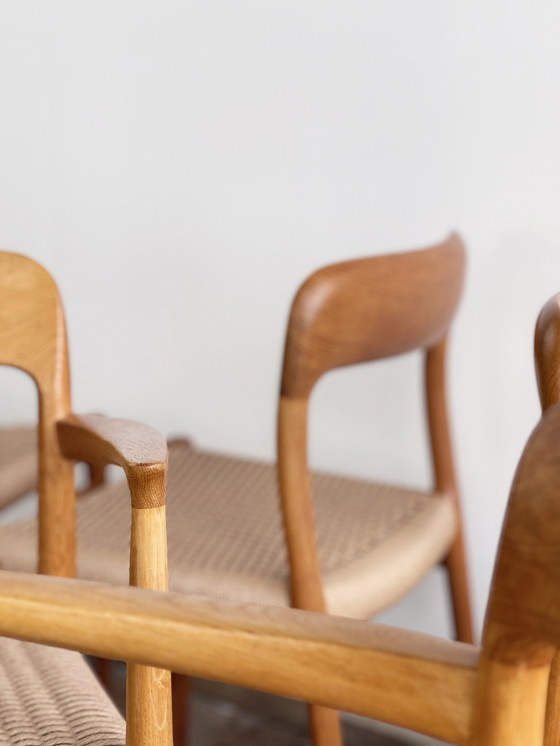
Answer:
308 704 343 746
545 652 560 745
172 673 191 746
92 657 113 689
445 530 474 644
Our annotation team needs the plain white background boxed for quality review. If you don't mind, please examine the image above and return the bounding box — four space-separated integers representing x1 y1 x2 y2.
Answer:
1 1 559 639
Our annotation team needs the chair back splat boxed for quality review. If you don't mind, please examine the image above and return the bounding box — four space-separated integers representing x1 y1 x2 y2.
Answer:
0 252 74 577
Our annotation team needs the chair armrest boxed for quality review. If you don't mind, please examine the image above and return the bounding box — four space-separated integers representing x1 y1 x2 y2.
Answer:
57 413 167 508
0 570 478 745
57 413 171 744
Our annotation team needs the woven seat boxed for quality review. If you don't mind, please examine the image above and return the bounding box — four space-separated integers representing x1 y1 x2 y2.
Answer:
0 426 36 509
0 638 124 746
0 440 456 619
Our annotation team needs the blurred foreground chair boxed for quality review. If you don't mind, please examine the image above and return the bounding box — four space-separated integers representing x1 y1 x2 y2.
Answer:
0 234 473 746
0 251 171 744
534 292 560 745
0 386 559 745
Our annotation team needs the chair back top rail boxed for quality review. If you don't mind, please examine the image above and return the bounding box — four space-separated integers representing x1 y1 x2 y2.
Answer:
281 233 466 399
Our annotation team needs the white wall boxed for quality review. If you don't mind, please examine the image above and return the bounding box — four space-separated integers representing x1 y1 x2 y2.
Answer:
1 1 559 638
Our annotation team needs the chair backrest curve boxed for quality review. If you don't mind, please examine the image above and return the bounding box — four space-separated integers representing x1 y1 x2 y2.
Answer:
280 233 466 399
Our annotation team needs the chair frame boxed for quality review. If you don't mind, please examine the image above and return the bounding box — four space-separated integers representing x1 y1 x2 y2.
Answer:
0 251 172 746
0 395 558 745
277 234 473 744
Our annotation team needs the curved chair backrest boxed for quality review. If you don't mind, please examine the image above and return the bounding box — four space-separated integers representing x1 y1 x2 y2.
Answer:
281 233 466 398
277 234 469 631
0 252 75 576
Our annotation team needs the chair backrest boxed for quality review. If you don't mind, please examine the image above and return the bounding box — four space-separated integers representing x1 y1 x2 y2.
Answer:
280 232 466 398
276 234 467 613
0 252 75 576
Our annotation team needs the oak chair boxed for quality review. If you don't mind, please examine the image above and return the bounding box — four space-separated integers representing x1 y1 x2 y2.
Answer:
0 234 473 746
0 251 172 745
0 394 559 745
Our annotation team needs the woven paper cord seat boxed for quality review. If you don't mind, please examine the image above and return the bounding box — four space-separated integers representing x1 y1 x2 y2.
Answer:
0 638 125 746
0 441 456 620
0 426 36 509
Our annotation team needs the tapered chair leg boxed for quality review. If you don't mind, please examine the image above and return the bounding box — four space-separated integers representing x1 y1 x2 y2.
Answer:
309 704 343 746
172 673 191 746
446 531 474 644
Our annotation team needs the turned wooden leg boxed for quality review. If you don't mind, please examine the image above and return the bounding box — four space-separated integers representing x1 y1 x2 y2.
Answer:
172 673 191 746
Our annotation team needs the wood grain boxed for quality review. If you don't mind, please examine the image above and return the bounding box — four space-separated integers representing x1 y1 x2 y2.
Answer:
280 233 466 398
127 505 172 746
0 390 559 745
0 570 477 745
58 414 168 508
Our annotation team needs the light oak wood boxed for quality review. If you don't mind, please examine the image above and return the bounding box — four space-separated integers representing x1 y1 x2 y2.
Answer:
127 506 172 746
0 251 171 746
0 570 478 744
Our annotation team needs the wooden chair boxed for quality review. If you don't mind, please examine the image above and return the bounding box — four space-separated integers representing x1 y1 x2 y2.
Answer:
0 234 473 746
0 392 558 745
0 251 172 745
